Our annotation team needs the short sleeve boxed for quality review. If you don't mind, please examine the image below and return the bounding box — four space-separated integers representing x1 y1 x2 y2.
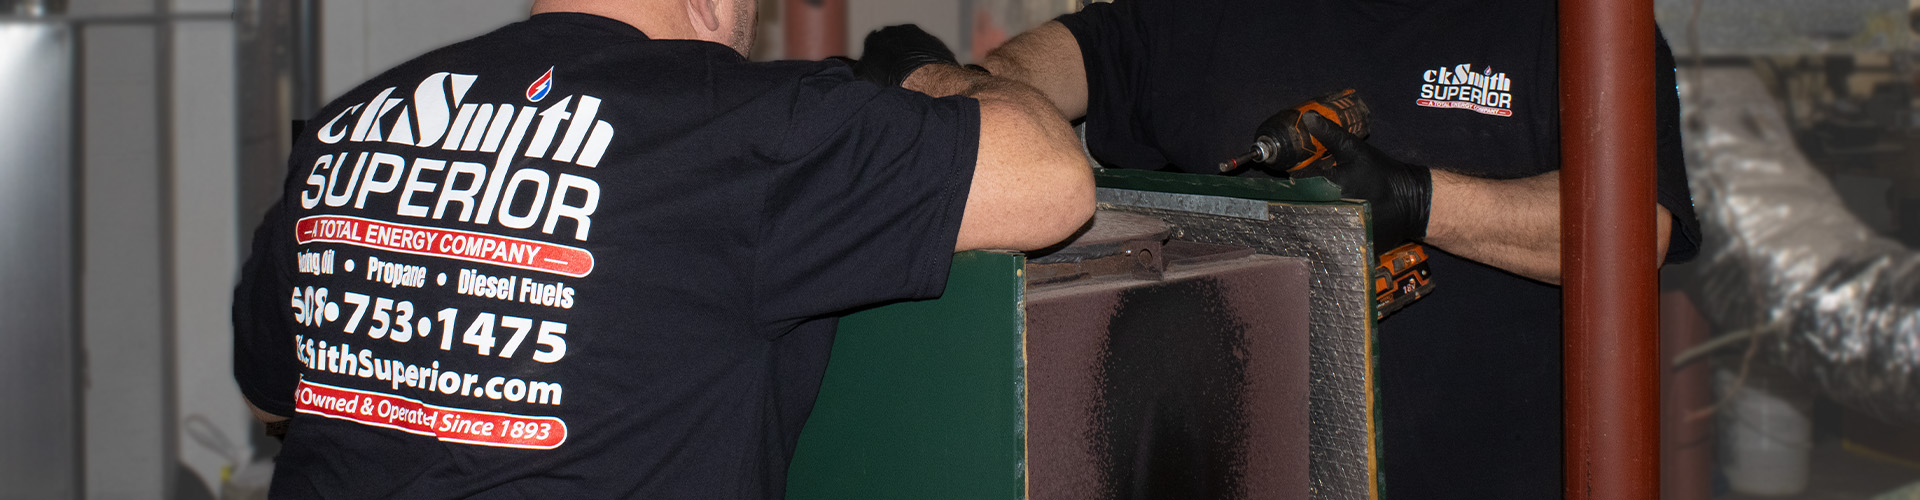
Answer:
753 69 981 326
1056 0 1171 168
232 199 301 417
1654 29 1702 264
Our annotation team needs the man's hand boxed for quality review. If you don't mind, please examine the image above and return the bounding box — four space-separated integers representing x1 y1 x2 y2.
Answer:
855 24 960 87
1294 113 1433 253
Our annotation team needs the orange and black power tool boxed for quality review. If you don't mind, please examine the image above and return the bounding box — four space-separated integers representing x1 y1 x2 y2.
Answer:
1217 89 1435 319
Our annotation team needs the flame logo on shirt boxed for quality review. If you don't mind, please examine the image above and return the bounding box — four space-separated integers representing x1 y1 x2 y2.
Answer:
527 67 554 102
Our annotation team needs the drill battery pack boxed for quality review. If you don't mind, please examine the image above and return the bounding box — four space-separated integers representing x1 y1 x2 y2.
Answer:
1373 242 1435 319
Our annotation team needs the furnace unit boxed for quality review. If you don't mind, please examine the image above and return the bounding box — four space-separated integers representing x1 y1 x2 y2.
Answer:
788 170 1383 499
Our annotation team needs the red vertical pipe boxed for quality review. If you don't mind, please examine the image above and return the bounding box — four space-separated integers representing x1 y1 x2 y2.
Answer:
784 0 848 60
1660 291 1714 500
1560 0 1660 497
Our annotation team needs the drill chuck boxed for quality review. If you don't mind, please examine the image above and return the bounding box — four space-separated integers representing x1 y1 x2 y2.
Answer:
1216 89 1370 174
1217 139 1282 172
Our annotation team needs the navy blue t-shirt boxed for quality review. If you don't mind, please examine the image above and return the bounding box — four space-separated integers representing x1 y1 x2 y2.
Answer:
233 13 977 499
1059 0 1700 497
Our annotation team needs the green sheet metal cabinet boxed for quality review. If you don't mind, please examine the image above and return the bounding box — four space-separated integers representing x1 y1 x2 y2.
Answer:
788 170 1385 499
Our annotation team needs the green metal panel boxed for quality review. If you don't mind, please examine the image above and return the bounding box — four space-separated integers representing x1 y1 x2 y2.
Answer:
787 251 1029 500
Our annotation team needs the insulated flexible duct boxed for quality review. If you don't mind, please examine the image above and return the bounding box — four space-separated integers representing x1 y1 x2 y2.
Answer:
1684 67 1920 426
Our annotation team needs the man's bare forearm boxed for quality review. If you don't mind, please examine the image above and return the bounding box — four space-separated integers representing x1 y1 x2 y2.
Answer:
1425 170 1561 283
979 22 1089 119
1425 169 1674 285
904 64 1036 104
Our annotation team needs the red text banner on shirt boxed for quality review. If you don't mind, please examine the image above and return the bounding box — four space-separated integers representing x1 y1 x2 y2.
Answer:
1416 98 1516 117
295 215 594 278
295 378 569 450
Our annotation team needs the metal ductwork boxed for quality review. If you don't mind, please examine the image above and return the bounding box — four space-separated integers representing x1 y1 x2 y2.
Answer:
1684 67 1920 427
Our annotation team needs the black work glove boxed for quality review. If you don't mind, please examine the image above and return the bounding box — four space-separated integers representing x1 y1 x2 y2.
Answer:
854 24 959 87
1294 113 1433 254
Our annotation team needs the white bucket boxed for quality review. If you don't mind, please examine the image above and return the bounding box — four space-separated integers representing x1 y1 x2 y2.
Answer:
1716 368 1813 496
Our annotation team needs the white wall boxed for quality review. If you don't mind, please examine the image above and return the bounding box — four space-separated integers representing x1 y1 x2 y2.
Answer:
846 0 1082 61
171 10 243 498
320 0 532 103
77 13 171 500
69 0 247 496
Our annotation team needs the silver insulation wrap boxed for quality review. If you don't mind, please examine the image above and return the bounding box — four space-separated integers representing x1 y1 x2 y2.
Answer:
1684 67 1920 425
1097 188 1377 499
1652 0 1905 56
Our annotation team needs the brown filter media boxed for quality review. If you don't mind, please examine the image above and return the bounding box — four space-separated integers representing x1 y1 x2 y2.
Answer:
1027 253 1312 499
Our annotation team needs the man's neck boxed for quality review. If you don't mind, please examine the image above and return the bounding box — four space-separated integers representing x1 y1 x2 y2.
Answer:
530 0 693 39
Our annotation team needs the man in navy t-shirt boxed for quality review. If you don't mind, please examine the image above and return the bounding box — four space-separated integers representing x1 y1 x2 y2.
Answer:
976 0 1701 497
231 0 1092 497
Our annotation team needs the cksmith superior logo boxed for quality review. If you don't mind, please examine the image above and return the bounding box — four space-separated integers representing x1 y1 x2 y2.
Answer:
303 71 610 249
1418 64 1514 117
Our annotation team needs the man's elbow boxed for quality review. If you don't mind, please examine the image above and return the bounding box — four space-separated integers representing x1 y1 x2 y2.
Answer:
1654 205 1675 267
1005 168 1096 251
956 157 1095 252
960 89 1096 251
1035 175 1097 247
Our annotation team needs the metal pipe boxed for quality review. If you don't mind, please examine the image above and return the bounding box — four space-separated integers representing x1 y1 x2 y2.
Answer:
0 18 77 497
293 0 320 117
1560 0 1660 497
1660 291 1713 500
782 0 845 59
235 0 294 238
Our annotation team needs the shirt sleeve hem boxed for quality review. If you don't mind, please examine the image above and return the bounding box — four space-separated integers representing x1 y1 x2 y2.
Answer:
908 97 983 299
